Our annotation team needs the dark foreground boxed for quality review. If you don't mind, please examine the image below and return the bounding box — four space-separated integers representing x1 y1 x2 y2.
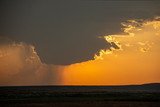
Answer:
0 83 160 107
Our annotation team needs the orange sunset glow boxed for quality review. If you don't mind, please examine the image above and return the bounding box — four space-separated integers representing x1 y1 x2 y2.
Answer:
0 17 160 85
62 18 160 85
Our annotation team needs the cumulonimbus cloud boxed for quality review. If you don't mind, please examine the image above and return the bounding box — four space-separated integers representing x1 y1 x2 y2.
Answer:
0 17 160 86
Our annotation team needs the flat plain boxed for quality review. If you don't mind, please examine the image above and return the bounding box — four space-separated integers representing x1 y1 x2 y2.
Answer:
0 83 160 107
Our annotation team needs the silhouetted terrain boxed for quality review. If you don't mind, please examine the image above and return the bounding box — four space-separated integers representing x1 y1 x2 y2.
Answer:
0 83 160 107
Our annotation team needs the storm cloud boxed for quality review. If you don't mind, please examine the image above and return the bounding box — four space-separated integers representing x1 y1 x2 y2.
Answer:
0 0 160 64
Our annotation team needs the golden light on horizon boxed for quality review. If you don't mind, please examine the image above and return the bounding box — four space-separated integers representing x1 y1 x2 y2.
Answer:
62 18 160 85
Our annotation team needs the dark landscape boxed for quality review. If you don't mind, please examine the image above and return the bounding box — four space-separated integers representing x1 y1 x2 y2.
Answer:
0 83 160 107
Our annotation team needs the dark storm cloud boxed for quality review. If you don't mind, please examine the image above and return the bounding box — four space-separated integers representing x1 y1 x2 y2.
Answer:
0 0 160 65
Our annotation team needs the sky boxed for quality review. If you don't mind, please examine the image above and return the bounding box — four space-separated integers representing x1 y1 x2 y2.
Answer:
0 0 160 86
0 0 160 65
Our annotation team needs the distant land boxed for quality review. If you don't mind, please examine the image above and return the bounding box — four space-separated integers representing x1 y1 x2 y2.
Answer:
0 83 160 107
1 83 160 92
